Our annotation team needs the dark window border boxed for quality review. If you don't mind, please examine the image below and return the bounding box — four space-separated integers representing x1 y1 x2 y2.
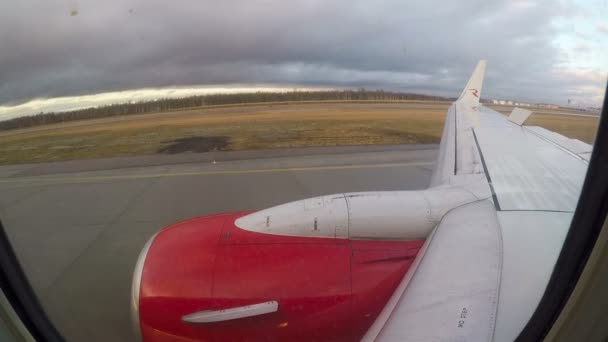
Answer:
516 84 608 341
0 220 64 342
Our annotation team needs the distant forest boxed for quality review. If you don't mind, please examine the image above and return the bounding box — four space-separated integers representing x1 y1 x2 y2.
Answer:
0 90 453 131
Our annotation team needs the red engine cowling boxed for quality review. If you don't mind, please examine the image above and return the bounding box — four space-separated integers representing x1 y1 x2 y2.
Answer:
133 212 423 341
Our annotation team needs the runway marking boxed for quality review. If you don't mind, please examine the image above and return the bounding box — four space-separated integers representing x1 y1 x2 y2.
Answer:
0 161 434 186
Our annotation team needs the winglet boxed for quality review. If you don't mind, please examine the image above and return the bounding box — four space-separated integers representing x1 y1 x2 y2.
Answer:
458 60 486 104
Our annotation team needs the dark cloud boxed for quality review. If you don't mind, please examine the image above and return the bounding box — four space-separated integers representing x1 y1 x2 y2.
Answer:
0 0 604 106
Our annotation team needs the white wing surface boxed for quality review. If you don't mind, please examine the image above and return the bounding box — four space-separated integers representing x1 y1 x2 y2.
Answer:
365 61 590 341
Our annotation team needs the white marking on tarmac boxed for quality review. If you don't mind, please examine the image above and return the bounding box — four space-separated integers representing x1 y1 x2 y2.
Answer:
0 161 434 186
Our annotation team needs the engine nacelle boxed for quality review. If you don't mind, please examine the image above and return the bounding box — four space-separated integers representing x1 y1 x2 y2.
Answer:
235 188 478 240
132 212 423 341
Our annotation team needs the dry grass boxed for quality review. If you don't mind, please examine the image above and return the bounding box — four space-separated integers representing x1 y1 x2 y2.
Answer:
0 103 598 165
488 105 599 143
524 114 599 143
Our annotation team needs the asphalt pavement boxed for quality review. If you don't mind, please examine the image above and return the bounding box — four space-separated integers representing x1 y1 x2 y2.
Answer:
0 144 437 341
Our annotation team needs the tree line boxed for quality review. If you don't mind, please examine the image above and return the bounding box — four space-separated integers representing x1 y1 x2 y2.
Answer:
0 89 452 131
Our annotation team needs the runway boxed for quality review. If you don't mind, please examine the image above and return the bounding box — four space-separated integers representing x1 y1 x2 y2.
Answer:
0 144 437 341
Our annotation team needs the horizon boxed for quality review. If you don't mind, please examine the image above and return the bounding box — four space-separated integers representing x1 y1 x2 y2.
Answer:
0 83 578 122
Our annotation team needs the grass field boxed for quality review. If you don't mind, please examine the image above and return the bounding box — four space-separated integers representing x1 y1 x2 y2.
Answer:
0 103 599 165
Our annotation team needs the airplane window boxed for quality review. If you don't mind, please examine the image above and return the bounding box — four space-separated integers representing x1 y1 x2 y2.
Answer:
0 1 606 341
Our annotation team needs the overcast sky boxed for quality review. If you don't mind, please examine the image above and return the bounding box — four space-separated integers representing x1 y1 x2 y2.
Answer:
1 0 607 119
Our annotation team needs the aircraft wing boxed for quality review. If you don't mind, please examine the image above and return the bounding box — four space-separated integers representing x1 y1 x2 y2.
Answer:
132 61 593 342
363 61 590 341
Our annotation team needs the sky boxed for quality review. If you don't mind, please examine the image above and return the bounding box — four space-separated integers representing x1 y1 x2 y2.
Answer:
0 0 607 120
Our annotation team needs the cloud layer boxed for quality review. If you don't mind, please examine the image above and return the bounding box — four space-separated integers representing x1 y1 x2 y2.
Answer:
0 0 606 111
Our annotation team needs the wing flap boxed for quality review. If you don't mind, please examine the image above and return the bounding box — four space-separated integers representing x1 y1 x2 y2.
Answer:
525 126 592 158
508 107 532 126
